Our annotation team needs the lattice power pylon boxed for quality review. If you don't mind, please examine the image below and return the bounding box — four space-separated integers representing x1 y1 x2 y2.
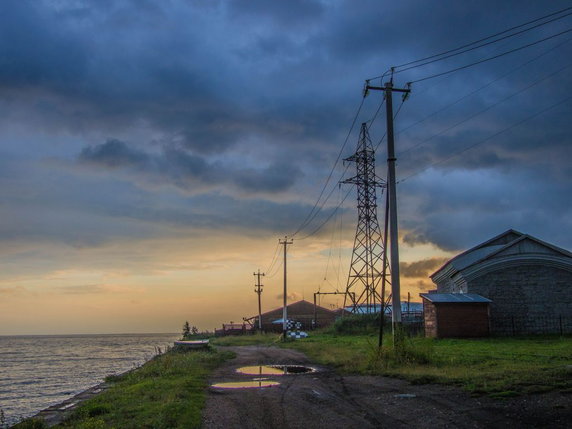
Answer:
341 123 389 313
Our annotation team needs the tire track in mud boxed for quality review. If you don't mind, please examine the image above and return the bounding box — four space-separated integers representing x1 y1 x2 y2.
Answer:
201 345 572 429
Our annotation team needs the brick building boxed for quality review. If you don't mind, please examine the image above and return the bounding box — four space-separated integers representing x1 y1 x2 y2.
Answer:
430 229 572 335
420 293 491 338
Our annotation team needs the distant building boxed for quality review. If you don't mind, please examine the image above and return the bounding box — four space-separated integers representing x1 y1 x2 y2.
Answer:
344 302 423 316
430 229 572 335
215 323 252 336
244 300 339 332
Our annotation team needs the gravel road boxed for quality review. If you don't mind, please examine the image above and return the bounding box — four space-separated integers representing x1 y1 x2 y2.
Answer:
201 345 571 428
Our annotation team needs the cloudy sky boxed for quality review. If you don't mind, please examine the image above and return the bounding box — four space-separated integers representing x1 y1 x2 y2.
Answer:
1 0 571 334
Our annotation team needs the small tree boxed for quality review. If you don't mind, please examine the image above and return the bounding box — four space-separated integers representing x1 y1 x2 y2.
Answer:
191 325 199 335
182 321 191 338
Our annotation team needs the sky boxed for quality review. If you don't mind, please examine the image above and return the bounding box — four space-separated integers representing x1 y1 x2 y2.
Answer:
1 0 571 335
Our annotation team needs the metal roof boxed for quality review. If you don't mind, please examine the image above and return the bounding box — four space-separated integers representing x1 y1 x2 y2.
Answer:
419 293 491 303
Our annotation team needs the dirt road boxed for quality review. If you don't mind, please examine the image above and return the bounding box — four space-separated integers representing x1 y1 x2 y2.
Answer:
201 345 571 428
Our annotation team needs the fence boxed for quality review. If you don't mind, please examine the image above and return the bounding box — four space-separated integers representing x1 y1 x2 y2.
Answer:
490 314 572 336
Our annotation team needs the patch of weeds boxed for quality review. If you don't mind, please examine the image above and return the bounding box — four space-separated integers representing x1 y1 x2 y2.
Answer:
74 418 107 429
12 419 48 429
84 405 109 418
488 390 520 399
522 384 554 394
105 373 128 383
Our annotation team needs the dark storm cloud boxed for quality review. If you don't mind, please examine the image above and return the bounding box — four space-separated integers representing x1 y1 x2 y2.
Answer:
399 166 572 252
1 0 572 255
227 0 324 26
78 139 299 194
400 258 449 278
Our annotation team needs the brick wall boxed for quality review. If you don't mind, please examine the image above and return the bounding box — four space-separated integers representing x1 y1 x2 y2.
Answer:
422 298 438 337
468 265 572 334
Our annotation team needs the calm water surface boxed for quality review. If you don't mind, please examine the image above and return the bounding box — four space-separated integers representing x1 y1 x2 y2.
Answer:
0 333 178 426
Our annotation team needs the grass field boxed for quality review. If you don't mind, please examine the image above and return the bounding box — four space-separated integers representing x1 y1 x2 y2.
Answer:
212 331 572 397
14 347 234 429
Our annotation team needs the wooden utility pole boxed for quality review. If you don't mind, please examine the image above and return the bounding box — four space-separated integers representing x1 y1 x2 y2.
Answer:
253 269 264 331
279 236 293 340
364 78 410 340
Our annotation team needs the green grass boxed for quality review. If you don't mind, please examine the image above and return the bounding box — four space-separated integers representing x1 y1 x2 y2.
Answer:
285 331 572 396
193 328 572 397
211 332 282 346
28 348 234 429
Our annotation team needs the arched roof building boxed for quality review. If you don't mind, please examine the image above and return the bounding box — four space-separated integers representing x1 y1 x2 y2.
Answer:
430 229 572 334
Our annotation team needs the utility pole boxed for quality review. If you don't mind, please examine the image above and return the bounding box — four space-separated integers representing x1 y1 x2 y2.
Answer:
279 236 293 340
364 77 410 339
253 269 264 331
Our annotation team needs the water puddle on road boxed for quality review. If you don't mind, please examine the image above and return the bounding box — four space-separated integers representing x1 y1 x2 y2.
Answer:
210 380 280 389
236 365 316 376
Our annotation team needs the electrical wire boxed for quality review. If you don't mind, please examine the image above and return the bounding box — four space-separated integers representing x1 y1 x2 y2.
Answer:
374 98 406 152
398 94 572 184
395 37 572 151
296 187 353 241
394 11 572 74
367 6 572 80
320 186 342 291
263 240 281 276
296 95 408 241
409 27 572 84
266 253 284 279
395 6 571 68
399 59 572 158
290 95 366 238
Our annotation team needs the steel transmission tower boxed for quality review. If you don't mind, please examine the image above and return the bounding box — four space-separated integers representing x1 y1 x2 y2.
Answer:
341 123 389 313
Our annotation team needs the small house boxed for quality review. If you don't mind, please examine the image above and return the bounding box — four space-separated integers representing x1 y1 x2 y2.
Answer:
420 293 491 338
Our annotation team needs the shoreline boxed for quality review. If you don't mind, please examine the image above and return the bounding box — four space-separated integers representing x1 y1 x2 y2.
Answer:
23 355 161 427
28 381 110 427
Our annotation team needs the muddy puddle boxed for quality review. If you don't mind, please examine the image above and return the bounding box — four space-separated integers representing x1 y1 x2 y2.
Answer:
236 365 316 375
211 380 280 389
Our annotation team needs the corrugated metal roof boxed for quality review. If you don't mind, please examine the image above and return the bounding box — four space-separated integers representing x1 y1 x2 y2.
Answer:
420 293 491 303
344 302 424 314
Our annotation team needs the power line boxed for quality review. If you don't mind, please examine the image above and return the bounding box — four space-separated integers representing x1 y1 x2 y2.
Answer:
266 256 283 279
374 98 405 152
398 94 572 183
399 58 572 158
409 27 572 84
395 37 572 150
264 240 281 275
290 95 366 237
395 10 572 73
296 98 407 241
296 187 353 240
367 6 572 80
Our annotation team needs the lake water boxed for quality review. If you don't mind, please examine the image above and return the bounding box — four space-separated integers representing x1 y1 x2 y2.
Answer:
0 333 179 426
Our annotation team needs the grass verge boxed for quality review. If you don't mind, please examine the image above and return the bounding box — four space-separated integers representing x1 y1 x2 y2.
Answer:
287 332 572 396
211 328 572 396
15 348 234 429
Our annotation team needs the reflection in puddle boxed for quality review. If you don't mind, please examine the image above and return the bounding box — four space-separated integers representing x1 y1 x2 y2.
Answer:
236 365 316 376
211 380 280 389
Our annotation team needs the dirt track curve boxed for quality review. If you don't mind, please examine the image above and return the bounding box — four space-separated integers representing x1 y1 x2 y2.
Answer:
201 345 571 429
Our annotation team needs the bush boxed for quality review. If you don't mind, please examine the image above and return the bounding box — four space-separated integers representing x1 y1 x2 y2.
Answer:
332 313 387 334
